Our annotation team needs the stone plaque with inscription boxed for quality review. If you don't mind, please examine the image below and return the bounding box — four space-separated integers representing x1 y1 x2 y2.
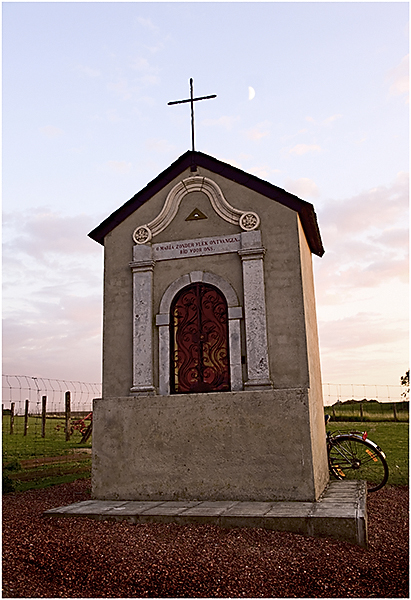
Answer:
153 234 241 261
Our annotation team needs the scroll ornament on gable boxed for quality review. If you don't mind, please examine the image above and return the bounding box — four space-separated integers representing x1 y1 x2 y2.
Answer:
132 176 260 244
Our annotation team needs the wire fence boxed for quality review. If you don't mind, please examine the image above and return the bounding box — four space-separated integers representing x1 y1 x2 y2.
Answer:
2 375 101 492
2 375 407 412
322 383 406 406
2 375 101 416
2 375 408 492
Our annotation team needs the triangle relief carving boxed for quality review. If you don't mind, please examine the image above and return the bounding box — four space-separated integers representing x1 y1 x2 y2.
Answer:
132 176 260 244
186 208 208 221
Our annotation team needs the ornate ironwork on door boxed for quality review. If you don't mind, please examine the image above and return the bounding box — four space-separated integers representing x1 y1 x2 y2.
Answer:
170 283 230 394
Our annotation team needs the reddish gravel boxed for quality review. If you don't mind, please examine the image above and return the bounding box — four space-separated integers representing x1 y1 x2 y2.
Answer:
2 479 409 598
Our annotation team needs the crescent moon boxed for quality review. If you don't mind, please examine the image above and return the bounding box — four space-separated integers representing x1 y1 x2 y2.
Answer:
248 86 255 100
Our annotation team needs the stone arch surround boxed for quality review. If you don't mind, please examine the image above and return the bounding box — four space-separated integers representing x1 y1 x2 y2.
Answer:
132 176 260 244
129 230 272 396
156 271 243 395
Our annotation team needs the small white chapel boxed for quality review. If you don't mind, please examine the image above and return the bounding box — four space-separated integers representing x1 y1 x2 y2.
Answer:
88 147 329 503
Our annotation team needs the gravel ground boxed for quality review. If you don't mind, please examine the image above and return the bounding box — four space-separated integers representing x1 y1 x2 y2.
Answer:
2 479 409 598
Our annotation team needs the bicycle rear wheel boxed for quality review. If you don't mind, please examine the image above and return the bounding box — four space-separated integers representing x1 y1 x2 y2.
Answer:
328 435 389 492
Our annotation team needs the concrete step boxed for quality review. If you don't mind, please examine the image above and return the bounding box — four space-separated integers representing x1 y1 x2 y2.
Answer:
43 480 367 547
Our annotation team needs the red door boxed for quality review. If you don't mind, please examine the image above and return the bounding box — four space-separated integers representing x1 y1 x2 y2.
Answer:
170 283 230 394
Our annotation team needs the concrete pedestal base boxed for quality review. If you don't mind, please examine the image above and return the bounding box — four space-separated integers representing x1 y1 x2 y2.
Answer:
92 389 329 502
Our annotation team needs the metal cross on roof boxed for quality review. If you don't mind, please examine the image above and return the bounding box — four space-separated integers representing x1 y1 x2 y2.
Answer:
168 78 217 153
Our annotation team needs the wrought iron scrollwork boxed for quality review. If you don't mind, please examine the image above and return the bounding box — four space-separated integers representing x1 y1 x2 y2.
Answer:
170 283 230 394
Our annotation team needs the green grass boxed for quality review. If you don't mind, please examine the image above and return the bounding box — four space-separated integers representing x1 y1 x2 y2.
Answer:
12 470 92 493
325 401 409 422
327 421 409 487
3 415 92 492
3 415 92 460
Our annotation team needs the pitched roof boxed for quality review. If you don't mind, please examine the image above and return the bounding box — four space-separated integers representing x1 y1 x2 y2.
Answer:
88 150 324 256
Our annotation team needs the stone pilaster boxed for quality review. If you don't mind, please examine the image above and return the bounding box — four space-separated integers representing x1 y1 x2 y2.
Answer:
129 244 155 395
239 231 272 389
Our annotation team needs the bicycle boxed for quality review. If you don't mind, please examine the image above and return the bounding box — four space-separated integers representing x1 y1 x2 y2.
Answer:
325 415 389 492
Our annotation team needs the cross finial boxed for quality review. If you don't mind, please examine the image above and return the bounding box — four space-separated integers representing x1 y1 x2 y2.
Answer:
168 78 217 159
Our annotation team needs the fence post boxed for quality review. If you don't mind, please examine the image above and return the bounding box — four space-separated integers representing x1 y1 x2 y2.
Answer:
65 391 71 441
360 403 364 422
393 403 398 422
42 395 47 438
10 402 15 435
332 405 336 420
24 399 29 436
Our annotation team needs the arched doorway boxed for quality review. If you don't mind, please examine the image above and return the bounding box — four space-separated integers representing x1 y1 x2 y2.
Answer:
170 283 230 394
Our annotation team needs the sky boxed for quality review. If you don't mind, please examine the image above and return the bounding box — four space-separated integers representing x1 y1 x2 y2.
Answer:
2 1 409 399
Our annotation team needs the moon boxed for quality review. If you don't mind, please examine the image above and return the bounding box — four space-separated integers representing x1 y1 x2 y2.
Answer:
248 86 256 100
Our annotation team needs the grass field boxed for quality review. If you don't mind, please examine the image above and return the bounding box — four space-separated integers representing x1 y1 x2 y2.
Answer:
3 414 409 493
3 415 92 492
325 401 409 422
326 421 409 487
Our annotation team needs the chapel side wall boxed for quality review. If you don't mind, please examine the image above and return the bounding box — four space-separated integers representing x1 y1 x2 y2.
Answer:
101 179 179 397
262 211 310 389
192 170 311 390
102 236 133 397
297 219 323 392
297 219 329 495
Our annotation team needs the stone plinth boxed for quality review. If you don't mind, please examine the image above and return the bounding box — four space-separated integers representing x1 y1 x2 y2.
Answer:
92 388 329 503
44 481 368 548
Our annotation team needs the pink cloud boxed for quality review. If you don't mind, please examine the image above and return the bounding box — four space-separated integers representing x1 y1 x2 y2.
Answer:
322 114 343 125
320 352 407 389
289 144 321 156
318 312 407 352
369 227 409 250
3 209 101 260
313 172 409 300
318 172 408 235
317 312 409 386
387 54 409 101
2 208 104 382
245 121 271 141
284 177 319 198
2 294 102 382
315 237 408 300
